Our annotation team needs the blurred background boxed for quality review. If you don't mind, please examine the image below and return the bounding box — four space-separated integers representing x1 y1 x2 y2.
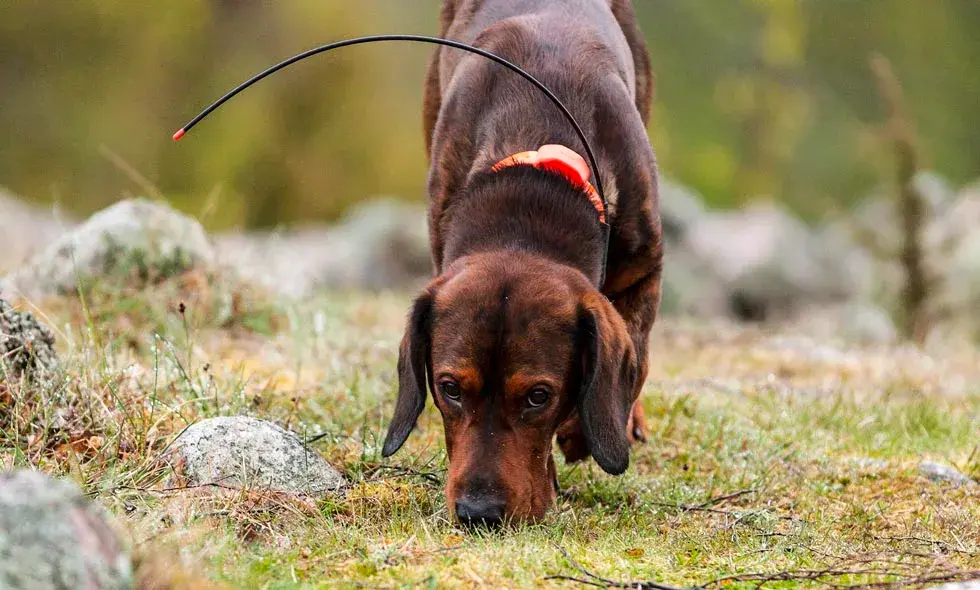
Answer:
2 0 979 341
3 0 978 227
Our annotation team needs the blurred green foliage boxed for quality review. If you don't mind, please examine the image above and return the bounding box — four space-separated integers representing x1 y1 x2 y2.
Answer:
1 1 978 229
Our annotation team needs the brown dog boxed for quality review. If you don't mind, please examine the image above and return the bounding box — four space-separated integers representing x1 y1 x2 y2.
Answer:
382 0 662 525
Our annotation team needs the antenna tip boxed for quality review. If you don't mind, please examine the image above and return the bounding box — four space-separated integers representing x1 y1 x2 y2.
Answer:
172 128 186 141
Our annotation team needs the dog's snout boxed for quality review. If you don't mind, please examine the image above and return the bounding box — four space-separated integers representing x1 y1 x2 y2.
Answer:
454 496 506 528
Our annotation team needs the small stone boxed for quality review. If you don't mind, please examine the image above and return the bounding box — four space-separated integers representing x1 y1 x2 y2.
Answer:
0 297 58 381
927 582 980 590
1 198 214 298
917 461 977 486
166 416 346 494
0 470 132 590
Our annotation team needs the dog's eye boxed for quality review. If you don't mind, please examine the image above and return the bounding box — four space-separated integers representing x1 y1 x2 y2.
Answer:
527 387 551 408
439 380 461 402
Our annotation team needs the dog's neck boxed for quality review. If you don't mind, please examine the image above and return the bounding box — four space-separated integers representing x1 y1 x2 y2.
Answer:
440 166 606 285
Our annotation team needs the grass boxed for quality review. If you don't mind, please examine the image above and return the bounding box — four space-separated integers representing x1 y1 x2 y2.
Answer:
2 272 979 589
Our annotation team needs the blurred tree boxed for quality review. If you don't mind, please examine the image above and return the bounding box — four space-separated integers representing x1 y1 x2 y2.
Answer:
0 0 977 228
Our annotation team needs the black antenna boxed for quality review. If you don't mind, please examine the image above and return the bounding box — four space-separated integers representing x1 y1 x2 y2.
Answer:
174 34 610 286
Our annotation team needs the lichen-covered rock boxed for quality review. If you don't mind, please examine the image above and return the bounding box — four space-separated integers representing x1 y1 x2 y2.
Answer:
0 297 58 380
918 461 977 486
0 470 131 590
166 416 346 494
1 198 214 298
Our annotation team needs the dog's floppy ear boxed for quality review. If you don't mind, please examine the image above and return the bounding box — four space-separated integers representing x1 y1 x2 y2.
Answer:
382 290 435 457
576 292 638 475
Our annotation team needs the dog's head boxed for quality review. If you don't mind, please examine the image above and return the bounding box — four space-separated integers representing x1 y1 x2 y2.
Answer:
381 251 636 525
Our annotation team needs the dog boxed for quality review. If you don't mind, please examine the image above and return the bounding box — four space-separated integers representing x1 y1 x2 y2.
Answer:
382 0 662 525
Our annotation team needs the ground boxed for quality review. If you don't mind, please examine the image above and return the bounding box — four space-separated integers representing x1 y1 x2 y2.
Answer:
2 274 978 589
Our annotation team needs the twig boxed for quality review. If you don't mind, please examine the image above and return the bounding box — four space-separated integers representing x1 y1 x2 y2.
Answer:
649 500 801 523
94 477 338 498
546 542 980 590
98 144 167 202
365 464 444 485
547 543 684 590
697 487 758 509
701 567 897 588
546 574 607 589
873 535 977 557
869 52 933 344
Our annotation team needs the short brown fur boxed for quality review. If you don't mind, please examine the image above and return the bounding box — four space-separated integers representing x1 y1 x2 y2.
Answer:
385 0 662 524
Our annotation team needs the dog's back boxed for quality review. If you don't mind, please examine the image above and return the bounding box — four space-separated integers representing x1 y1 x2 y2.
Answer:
424 0 652 155
422 0 658 276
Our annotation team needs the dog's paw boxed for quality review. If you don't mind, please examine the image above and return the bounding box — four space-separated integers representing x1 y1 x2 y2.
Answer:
628 402 647 444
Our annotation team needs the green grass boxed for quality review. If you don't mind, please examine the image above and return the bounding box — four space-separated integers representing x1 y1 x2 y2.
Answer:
2 275 979 589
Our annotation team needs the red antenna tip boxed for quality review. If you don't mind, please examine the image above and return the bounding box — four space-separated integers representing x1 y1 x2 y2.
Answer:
172 128 186 141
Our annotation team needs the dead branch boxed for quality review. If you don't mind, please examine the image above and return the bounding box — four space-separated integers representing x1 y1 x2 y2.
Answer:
649 500 802 523
546 544 684 590
547 543 980 589
872 535 977 557
701 567 980 588
869 52 932 344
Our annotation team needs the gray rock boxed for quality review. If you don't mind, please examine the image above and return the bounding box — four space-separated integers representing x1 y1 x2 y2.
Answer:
939 185 980 320
660 242 729 317
928 582 980 590
659 178 706 242
216 198 430 296
917 461 976 486
0 189 73 274
1 198 214 298
0 297 58 381
214 229 338 297
812 220 879 303
0 470 131 590
313 198 430 290
682 203 858 321
166 416 346 494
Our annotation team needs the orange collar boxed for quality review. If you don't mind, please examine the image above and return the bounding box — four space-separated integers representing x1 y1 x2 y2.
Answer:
491 144 605 223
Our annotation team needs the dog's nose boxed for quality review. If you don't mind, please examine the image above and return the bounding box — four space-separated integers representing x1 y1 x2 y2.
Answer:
454 497 506 528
